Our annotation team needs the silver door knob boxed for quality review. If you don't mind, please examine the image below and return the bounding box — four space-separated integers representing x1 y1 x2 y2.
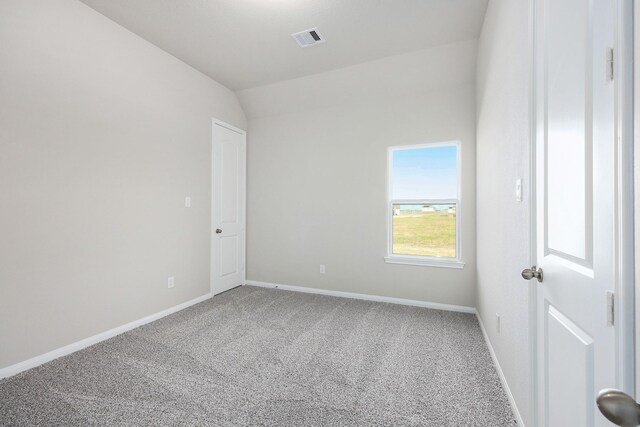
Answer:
597 389 640 426
521 265 543 282
215 229 222 234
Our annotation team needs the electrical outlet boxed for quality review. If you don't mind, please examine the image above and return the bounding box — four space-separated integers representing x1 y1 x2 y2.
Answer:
168 277 175 288
496 313 501 334
319 265 326 274
185 197 191 208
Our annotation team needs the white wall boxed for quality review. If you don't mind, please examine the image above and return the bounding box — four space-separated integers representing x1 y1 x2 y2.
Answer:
238 40 478 307
0 0 246 369
476 0 532 424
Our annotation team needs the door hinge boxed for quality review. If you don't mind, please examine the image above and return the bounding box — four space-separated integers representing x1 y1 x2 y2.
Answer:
607 48 614 81
606 291 615 326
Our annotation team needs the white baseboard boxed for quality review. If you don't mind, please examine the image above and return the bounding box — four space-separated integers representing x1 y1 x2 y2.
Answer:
476 313 525 427
0 293 213 380
245 280 476 314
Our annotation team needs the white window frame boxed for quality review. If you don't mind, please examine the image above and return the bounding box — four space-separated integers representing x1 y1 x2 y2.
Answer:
384 141 465 269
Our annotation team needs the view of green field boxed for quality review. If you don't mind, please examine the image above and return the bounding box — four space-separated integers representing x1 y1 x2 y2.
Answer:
392 210 456 257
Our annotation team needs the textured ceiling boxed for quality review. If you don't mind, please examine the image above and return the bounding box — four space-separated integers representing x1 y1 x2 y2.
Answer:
79 0 488 90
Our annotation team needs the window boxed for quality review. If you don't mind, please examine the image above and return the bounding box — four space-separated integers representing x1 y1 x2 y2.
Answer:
385 142 464 268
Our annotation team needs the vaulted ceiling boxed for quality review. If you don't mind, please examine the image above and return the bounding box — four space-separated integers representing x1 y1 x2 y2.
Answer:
79 0 488 90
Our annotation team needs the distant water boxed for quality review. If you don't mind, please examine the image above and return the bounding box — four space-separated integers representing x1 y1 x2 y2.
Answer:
394 203 454 212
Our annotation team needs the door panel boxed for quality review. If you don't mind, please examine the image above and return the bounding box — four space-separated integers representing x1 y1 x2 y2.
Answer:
220 236 239 277
547 304 594 427
211 122 246 295
545 0 591 262
535 0 615 425
221 141 239 223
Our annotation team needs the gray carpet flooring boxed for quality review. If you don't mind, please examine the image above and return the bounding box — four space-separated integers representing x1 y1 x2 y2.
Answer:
0 285 516 426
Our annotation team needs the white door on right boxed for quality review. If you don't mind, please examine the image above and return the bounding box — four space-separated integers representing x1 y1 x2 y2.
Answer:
534 0 616 425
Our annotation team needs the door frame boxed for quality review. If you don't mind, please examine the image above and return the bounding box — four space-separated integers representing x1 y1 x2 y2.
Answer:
633 0 640 400
528 0 635 424
210 118 247 296
615 0 634 399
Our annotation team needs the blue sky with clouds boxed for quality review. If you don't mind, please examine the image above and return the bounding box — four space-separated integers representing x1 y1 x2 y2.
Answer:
391 145 458 200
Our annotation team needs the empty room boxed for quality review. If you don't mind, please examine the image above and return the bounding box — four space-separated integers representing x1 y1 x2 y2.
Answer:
0 0 637 426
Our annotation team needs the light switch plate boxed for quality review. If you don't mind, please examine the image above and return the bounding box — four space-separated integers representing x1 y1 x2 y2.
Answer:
185 197 191 208
515 179 522 202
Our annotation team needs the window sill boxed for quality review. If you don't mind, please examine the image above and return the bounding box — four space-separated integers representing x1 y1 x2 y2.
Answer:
384 256 465 269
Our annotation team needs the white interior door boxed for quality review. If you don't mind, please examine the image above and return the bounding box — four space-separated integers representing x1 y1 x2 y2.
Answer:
534 0 616 425
211 120 246 295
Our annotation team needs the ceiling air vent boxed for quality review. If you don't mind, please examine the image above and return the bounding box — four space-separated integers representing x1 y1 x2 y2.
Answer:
291 28 326 48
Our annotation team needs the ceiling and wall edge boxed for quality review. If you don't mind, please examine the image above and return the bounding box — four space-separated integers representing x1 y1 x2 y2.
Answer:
237 38 479 119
